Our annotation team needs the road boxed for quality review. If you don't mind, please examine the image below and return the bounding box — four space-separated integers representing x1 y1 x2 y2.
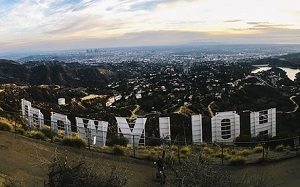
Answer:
286 96 299 114
208 101 215 117
130 104 140 120
254 76 275 88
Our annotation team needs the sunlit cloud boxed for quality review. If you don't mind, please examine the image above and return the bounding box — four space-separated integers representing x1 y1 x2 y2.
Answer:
0 0 300 52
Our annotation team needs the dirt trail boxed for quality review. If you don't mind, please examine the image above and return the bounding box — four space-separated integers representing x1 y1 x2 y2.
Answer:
130 105 140 120
0 131 158 187
234 157 300 187
286 96 299 113
208 101 215 117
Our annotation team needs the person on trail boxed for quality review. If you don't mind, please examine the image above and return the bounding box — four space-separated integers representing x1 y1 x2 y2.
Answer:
154 150 166 185
156 156 164 172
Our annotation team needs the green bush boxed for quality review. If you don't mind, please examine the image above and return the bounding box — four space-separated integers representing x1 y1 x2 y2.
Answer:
229 156 246 166
275 144 285 152
180 146 191 155
215 152 231 160
237 149 252 156
253 146 264 153
112 145 126 155
62 136 86 148
107 136 129 146
27 130 46 140
153 146 163 152
41 127 57 139
202 147 214 155
0 122 12 131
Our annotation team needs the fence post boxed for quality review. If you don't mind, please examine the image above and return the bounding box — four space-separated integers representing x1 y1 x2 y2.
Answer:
14 114 17 138
262 142 265 162
177 144 181 164
133 135 136 158
221 143 224 165
87 129 91 151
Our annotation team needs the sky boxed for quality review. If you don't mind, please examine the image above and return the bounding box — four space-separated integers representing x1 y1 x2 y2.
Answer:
0 0 300 53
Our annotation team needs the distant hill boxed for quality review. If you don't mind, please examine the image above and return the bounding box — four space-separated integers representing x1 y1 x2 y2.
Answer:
0 60 116 88
254 52 300 68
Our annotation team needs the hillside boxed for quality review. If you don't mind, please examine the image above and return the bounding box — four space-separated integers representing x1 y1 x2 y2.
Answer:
0 60 116 88
0 131 157 186
254 52 300 68
1 130 300 186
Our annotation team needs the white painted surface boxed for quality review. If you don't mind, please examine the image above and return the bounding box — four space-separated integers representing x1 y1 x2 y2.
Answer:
21 99 44 128
76 117 108 146
211 111 240 143
250 108 276 137
116 117 147 145
191 114 203 144
51 112 71 135
159 117 171 140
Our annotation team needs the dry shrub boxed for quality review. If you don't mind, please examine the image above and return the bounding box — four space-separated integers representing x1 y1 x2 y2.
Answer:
253 146 264 153
47 157 128 187
237 149 252 156
180 146 191 155
274 144 285 152
2 176 23 187
170 157 233 187
112 145 126 155
62 136 86 148
26 130 46 140
0 122 12 131
169 155 268 187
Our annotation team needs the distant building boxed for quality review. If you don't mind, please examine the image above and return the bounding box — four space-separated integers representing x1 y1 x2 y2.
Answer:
58 98 66 106
106 97 115 107
135 93 142 99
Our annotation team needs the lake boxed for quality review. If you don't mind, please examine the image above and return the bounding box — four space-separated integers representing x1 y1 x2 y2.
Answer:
251 66 300 81
279 67 300 81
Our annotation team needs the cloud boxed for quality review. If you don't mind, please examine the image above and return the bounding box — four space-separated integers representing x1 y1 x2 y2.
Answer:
2 28 300 54
224 19 242 23
0 0 300 53
245 22 293 31
247 21 269 25
128 0 173 11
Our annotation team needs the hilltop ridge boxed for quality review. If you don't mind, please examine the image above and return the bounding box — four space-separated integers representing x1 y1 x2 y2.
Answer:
0 60 115 88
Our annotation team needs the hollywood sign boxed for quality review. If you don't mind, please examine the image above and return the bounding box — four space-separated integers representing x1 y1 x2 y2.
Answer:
21 99 276 146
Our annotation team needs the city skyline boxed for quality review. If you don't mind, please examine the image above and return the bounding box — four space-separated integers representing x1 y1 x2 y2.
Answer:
1 0 300 53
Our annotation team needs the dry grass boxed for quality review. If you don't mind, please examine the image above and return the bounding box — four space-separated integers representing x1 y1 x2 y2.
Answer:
62 136 86 148
253 146 264 153
0 117 14 131
26 130 46 140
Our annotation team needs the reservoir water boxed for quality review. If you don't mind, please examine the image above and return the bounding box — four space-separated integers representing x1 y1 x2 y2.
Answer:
251 66 300 81
278 67 300 81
